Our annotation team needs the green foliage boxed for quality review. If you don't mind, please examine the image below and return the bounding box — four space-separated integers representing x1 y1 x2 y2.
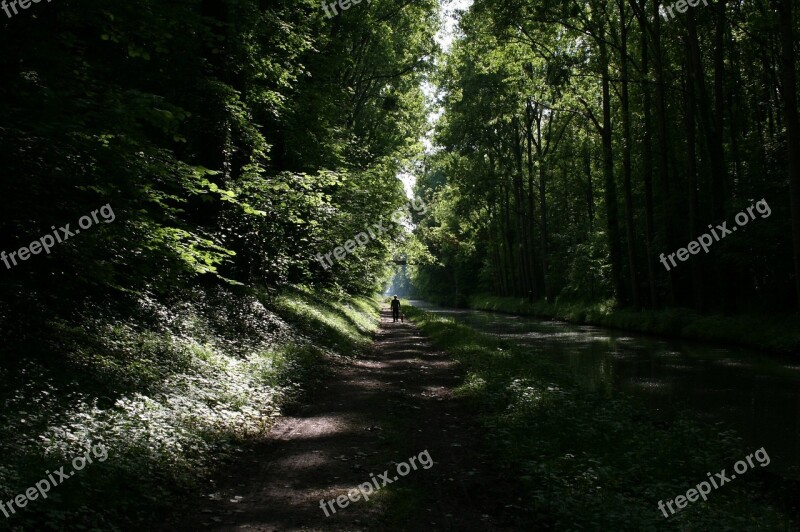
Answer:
0 0 439 341
411 0 800 313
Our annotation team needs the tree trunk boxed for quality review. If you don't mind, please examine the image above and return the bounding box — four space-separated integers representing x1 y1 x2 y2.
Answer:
538 161 549 301
687 7 730 309
684 52 705 310
600 37 626 304
619 0 640 308
532 105 550 301
525 98 539 300
639 0 658 308
584 144 596 299
776 0 800 309
502 175 518 294
651 0 676 304
513 117 530 298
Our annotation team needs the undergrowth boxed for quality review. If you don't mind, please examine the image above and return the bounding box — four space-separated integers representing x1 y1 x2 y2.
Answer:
0 286 379 531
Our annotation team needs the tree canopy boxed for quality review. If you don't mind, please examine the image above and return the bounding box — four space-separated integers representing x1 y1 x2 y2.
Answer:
411 0 800 313
0 0 439 339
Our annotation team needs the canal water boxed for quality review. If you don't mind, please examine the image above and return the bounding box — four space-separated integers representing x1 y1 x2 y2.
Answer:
410 301 800 478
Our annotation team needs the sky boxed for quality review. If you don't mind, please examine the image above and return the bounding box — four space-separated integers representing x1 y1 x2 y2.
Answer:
400 0 473 197
423 0 472 148
436 0 473 51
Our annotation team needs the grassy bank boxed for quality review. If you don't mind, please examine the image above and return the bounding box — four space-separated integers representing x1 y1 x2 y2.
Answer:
469 294 800 354
0 286 379 531
405 305 797 529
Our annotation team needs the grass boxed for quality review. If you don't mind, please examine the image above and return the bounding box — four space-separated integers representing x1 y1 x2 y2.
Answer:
469 294 800 354
0 285 380 531
405 304 798 530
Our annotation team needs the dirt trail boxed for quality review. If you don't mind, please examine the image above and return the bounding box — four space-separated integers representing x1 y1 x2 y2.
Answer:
166 309 532 531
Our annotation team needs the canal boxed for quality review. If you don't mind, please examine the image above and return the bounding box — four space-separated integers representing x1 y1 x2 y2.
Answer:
411 301 800 479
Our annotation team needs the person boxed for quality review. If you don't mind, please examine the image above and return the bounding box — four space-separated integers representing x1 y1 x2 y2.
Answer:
390 295 401 322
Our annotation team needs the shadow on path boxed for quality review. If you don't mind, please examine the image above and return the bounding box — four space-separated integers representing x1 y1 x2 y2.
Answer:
164 309 533 531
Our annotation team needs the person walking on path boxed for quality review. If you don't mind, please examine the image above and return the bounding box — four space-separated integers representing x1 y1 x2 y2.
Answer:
390 295 401 322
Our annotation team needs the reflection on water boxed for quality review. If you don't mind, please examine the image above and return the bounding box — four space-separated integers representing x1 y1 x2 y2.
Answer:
411 301 800 478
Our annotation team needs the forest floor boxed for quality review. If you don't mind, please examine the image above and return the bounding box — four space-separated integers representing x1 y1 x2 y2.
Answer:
162 308 533 531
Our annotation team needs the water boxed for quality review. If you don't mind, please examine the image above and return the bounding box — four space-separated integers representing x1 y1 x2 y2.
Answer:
410 301 800 478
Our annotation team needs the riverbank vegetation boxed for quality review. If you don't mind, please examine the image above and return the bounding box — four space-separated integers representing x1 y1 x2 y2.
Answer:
468 294 800 354
405 305 798 529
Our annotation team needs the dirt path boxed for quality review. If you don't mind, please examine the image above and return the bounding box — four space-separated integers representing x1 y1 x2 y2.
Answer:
165 309 533 531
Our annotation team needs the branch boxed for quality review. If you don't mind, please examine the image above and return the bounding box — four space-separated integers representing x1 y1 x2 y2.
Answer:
577 97 602 133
